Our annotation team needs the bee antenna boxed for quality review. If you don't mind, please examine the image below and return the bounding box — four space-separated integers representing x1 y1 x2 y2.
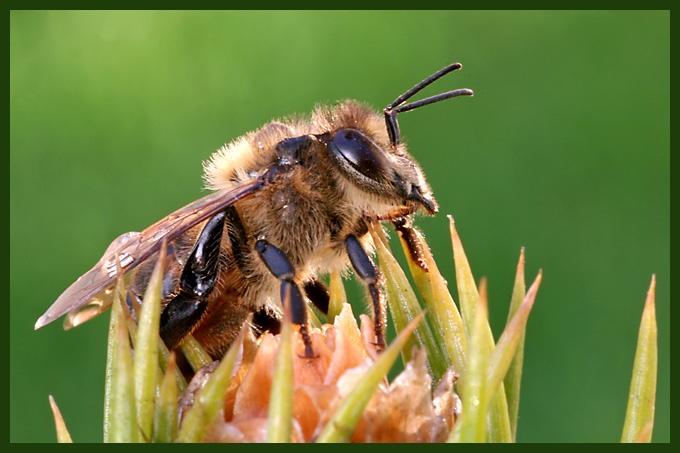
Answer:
384 63 474 148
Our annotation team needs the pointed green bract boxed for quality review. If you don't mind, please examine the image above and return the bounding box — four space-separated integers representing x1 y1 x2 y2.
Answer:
398 221 468 380
504 249 526 440
49 395 73 443
449 216 511 442
153 353 179 443
267 293 294 443
306 302 324 329
450 280 491 443
106 294 139 442
448 216 479 329
621 276 657 443
158 340 187 394
177 328 243 442
120 286 184 394
370 224 446 377
133 241 166 441
486 271 541 422
180 334 213 373
328 270 347 323
103 277 121 442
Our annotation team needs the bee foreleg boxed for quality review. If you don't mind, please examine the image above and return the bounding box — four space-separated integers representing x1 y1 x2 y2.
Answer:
344 234 386 351
160 211 226 350
391 217 429 272
255 239 315 358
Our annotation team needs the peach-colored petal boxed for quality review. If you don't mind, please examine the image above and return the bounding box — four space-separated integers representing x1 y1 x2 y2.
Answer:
357 349 457 442
207 416 305 442
231 334 277 419
188 303 459 442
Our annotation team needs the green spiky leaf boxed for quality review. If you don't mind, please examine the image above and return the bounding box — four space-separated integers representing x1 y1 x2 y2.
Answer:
133 240 166 441
503 248 527 440
105 290 139 442
396 220 468 380
48 395 73 443
449 216 511 442
176 329 243 442
267 292 294 443
370 223 446 377
153 353 179 443
621 276 657 443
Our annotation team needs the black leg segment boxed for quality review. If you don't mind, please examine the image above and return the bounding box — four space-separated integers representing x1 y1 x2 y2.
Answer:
280 280 307 326
160 211 226 350
160 293 209 349
255 239 314 358
255 239 295 280
345 234 386 350
180 210 226 297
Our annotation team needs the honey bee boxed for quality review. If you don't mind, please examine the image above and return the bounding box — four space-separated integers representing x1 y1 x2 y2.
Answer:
35 63 473 359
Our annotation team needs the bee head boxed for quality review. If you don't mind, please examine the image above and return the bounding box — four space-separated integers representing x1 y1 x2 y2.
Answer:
313 63 473 217
318 125 438 215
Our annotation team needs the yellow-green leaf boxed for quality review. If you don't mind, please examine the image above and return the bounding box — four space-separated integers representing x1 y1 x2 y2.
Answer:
486 271 541 413
133 240 166 441
449 217 511 442
177 328 243 442
180 334 213 373
450 280 491 443
503 248 526 440
106 295 139 442
153 353 179 443
370 223 445 375
267 292 294 443
621 275 657 443
395 219 467 380
48 395 73 443
328 270 347 323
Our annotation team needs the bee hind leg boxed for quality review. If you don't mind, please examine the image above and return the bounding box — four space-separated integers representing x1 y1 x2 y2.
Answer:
255 239 315 358
160 211 226 350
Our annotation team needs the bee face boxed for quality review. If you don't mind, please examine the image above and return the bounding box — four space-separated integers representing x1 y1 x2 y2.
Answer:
36 63 473 360
316 101 438 215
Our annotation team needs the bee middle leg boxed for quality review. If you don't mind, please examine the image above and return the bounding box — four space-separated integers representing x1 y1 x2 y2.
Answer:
345 234 386 351
255 239 315 358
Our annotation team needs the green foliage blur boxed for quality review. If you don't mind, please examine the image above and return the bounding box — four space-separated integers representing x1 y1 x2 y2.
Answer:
10 11 668 442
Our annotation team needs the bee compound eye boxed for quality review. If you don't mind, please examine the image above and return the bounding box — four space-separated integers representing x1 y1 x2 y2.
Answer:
328 129 385 181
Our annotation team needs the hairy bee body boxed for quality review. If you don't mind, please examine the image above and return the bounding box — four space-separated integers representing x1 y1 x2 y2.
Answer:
36 64 473 359
134 101 429 357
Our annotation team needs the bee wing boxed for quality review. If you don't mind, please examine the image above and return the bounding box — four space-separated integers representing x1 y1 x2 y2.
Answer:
35 179 263 330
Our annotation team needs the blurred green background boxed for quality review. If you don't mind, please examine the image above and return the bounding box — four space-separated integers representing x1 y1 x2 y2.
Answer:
10 11 668 443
